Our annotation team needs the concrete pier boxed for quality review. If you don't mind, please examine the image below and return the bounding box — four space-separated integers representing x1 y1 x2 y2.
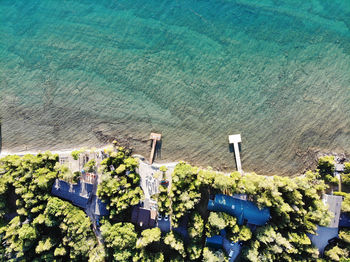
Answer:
229 134 242 173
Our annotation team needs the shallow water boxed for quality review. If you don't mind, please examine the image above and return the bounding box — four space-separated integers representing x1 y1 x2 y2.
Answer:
0 0 349 175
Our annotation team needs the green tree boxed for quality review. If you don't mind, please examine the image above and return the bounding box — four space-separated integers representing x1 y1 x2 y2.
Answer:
169 163 201 226
344 162 350 174
342 173 350 186
325 245 349 261
84 159 96 173
101 221 137 261
187 212 205 260
0 153 99 261
339 229 350 244
97 148 143 219
136 228 161 248
202 247 228 262
164 231 186 258
342 193 350 213
188 212 204 239
318 155 335 176
71 149 84 160
134 250 165 262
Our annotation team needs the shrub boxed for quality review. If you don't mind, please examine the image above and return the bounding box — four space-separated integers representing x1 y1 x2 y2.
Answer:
318 155 335 176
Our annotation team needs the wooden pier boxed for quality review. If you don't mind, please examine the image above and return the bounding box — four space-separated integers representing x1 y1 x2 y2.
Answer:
149 133 161 164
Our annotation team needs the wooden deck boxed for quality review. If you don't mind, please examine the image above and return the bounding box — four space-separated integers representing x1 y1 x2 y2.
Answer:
229 134 242 173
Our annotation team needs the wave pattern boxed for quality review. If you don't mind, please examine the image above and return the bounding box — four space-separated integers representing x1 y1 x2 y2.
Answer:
0 0 349 175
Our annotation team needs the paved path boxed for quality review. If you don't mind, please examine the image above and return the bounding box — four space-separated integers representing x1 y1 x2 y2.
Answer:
136 156 177 202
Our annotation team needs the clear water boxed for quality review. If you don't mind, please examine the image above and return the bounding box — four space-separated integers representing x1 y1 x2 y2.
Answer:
0 0 349 175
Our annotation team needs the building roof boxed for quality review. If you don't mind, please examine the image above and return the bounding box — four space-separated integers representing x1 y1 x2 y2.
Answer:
91 197 109 217
51 179 107 217
208 194 270 226
323 194 342 228
131 206 156 229
223 238 242 262
228 134 241 144
206 235 224 250
307 226 338 255
335 163 345 172
173 215 189 241
339 213 350 227
206 235 241 262
173 226 189 241
51 179 91 209
232 194 247 200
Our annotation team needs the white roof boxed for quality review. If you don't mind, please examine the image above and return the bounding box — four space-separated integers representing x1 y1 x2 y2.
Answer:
335 163 345 172
229 134 241 144
323 194 343 228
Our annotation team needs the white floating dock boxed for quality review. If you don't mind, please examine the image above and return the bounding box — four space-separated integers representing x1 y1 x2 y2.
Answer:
229 134 242 173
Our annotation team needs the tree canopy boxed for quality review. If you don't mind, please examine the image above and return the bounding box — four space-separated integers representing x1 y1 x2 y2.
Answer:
97 147 143 219
0 151 344 261
0 153 99 261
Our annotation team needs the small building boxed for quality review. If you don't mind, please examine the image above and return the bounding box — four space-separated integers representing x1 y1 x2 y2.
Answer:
223 238 242 262
339 213 350 227
173 215 189 242
335 163 345 173
91 197 109 217
206 234 242 262
208 194 270 226
308 194 343 255
51 179 109 217
323 194 343 228
307 226 338 255
206 235 224 250
131 206 157 229
51 179 92 209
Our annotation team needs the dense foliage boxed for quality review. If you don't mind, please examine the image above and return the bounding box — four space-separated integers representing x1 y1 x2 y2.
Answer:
0 153 99 261
97 147 144 219
161 162 332 261
342 162 350 186
318 155 335 176
101 221 138 261
0 151 347 261
169 163 201 226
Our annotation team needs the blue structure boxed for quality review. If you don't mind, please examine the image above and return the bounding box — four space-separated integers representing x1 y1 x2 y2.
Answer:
173 215 189 242
208 194 270 226
206 234 242 262
51 179 108 217
51 179 92 209
339 213 350 227
173 226 189 242
206 235 224 249
223 238 242 262
91 197 109 216
307 226 339 255
157 217 171 233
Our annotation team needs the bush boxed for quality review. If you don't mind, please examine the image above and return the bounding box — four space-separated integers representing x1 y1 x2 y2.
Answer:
71 150 83 160
97 148 143 219
0 153 99 261
84 159 96 173
342 173 350 186
318 155 335 176
344 162 350 174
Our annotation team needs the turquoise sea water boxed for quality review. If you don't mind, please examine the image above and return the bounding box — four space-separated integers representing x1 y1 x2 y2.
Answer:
0 0 349 175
